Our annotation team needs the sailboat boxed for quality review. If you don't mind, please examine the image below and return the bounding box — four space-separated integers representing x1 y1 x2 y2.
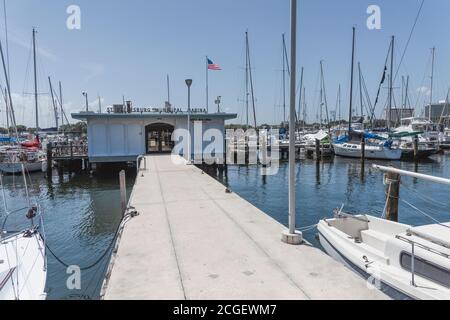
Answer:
0 166 47 300
318 166 450 300
0 29 47 174
333 30 401 160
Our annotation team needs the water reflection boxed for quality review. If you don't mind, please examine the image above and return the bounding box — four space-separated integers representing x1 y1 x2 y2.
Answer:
224 154 450 248
0 168 135 300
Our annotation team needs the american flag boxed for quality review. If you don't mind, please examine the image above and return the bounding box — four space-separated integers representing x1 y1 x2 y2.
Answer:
207 58 222 70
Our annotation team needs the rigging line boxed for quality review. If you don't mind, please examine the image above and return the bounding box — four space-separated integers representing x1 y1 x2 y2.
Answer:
21 37 33 96
414 44 432 110
400 181 450 208
393 0 425 82
3 0 9 82
401 199 450 228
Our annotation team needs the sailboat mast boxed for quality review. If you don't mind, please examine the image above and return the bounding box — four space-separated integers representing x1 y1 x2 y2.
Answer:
388 36 394 131
338 84 341 123
0 39 17 138
358 62 364 120
282 33 286 123
167 74 170 105
298 67 303 124
4 88 9 134
348 27 356 133
302 87 306 132
48 77 58 130
320 60 330 129
319 62 323 127
429 47 435 121
246 32 257 129
59 81 64 125
32 28 39 131
245 32 249 128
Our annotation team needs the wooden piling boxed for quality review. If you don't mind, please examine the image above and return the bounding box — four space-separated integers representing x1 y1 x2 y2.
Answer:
361 135 366 177
46 143 53 176
385 171 400 222
315 139 320 161
119 170 127 215
413 135 419 160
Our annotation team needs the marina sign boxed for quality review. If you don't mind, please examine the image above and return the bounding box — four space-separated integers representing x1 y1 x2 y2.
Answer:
106 106 208 114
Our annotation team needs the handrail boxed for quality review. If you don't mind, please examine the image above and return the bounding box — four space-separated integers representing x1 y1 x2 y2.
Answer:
396 235 450 259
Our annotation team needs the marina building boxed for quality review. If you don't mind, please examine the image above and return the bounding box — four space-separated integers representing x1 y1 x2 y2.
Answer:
384 108 415 124
425 101 450 122
71 102 237 164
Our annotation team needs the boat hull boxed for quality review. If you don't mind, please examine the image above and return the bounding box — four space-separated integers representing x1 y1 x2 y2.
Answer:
333 144 402 160
318 229 411 300
0 161 45 174
0 231 47 300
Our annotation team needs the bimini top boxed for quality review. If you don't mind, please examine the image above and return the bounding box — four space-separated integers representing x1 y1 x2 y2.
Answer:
72 111 237 121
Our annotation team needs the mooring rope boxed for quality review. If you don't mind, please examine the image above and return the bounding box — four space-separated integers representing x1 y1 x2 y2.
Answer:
45 209 137 271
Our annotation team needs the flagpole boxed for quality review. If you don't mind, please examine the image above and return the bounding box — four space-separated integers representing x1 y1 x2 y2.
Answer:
206 56 209 113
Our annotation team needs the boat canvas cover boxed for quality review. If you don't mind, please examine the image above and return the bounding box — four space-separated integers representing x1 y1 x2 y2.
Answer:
389 131 424 138
0 137 17 143
311 130 328 141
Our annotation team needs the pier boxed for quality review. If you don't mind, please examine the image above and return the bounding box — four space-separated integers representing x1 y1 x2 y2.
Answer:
46 142 89 174
101 154 387 300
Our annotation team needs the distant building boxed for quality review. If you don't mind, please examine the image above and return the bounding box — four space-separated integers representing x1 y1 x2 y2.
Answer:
424 101 450 122
72 101 237 163
384 108 415 124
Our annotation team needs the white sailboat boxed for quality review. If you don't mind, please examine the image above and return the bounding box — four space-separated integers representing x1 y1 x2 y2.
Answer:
318 213 450 300
0 29 48 174
0 166 47 300
318 166 450 300
333 141 402 160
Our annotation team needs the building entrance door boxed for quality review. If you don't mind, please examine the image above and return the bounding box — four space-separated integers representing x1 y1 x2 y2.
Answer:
145 123 174 153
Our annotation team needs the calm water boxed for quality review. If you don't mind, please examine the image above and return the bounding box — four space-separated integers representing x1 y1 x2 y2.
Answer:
1 155 450 299
0 168 135 300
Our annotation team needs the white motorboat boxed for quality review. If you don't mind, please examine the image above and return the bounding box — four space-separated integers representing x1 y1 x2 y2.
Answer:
318 212 450 300
333 142 402 160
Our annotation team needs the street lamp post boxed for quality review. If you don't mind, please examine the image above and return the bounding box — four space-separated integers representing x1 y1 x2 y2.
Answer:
282 0 302 245
82 92 89 112
185 79 192 163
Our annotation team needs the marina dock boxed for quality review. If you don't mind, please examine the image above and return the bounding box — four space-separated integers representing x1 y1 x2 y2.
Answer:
101 154 387 300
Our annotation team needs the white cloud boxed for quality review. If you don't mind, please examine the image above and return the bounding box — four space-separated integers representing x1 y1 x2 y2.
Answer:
417 86 431 96
8 32 59 62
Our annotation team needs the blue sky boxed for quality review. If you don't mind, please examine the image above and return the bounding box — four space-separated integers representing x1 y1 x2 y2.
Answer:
1 0 450 127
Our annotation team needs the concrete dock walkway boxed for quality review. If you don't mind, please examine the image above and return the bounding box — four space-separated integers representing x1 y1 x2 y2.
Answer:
102 155 387 300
